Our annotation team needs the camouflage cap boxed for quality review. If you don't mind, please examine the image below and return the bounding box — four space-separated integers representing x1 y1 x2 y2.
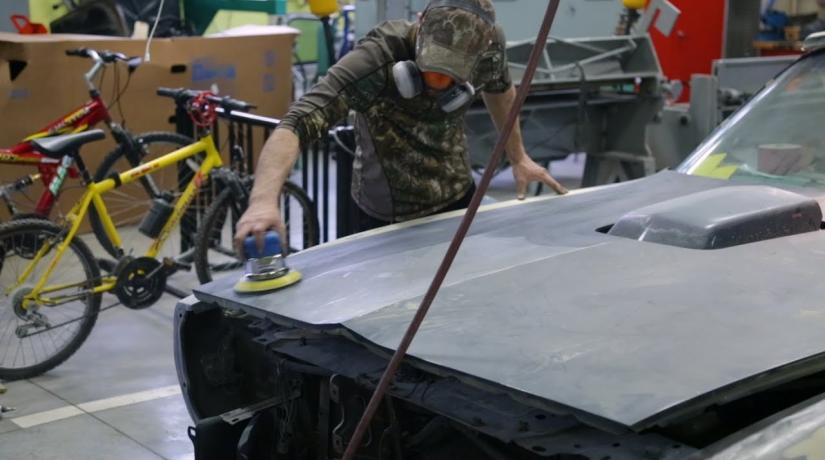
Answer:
416 0 497 82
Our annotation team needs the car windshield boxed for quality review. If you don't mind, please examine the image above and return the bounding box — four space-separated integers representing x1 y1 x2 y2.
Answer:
679 51 825 189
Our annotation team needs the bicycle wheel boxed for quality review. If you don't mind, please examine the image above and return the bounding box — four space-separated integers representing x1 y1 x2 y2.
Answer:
0 219 101 380
194 181 319 284
88 131 198 260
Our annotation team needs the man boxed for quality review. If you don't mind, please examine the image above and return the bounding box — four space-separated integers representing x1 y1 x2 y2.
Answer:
235 0 567 251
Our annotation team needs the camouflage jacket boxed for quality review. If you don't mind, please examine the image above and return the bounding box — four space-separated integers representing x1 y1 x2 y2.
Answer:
279 20 511 222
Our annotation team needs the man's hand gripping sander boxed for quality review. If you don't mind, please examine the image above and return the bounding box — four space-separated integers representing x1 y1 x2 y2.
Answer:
234 232 302 294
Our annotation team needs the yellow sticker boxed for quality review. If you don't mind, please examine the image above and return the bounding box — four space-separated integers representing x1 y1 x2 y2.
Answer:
692 153 739 179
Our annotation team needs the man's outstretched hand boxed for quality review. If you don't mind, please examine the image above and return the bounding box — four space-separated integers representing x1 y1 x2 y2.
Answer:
511 156 568 199
233 199 287 259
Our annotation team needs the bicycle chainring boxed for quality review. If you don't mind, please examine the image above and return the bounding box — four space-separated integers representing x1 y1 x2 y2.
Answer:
114 257 166 309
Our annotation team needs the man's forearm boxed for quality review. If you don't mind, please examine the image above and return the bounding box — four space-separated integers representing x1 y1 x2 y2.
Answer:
248 128 301 205
482 85 528 164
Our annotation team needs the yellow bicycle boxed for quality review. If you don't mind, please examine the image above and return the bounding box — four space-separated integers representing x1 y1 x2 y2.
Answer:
0 89 251 379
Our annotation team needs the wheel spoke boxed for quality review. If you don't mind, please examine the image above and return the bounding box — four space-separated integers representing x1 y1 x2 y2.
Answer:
0 221 99 379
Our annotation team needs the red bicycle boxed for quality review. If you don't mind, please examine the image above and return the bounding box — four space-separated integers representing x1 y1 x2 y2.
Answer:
0 48 192 233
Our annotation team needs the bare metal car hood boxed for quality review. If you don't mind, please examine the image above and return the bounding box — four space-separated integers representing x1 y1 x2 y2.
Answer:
194 171 825 430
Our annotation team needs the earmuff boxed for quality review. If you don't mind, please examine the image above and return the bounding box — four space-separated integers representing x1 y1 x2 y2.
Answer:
392 61 424 99
437 81 475 112
392 61 476 113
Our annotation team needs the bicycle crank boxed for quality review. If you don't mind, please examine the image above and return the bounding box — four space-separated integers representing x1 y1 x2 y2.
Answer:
114 257 167 309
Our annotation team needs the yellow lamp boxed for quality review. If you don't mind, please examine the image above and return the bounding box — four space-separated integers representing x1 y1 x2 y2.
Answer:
309 0 339 17
623 0 647 10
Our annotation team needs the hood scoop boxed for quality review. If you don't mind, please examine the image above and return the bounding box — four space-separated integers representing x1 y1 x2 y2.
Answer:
607 186 822 250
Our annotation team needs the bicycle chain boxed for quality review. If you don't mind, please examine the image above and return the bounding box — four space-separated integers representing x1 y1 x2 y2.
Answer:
19 300 122 339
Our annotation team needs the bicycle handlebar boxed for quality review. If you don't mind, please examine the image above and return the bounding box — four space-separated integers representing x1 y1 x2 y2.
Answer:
70 48 142 94
156 87 256 112
65 48 88 57
66 48 141 67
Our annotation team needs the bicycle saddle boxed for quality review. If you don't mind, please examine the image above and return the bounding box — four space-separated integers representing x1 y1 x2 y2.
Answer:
31 130 106 159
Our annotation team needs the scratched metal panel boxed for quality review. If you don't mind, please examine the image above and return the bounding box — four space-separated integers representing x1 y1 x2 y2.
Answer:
195 171 825 428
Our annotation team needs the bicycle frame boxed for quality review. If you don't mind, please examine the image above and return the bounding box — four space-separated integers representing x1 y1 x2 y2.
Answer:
8 134 223 306
0 52 120 217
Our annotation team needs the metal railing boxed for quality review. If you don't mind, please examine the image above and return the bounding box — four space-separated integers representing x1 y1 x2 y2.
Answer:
168 99 355 247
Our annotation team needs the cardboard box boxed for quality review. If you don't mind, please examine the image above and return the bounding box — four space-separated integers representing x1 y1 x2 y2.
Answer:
0 26 297 221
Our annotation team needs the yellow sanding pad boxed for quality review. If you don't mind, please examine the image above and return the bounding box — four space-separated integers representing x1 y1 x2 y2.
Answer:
234 270 303 294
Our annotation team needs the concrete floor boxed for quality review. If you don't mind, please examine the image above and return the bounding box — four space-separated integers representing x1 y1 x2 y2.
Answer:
0 228 200 460
0 155 583 460
0 298 195 459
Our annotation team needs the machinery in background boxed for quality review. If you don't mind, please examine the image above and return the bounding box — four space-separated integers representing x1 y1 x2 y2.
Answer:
353 0 423 39
47 0 289 37
759 0 825 43
466 0 680 186
802 0 825 40
48 0 190 37
182 0 287 35
354 0 624 42
650 0 763 103
50 0 131 36
647 55 796 169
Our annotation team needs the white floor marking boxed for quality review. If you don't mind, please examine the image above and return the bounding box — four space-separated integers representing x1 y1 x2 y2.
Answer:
10 405 84 429
8 385 182 429
77 385 181 413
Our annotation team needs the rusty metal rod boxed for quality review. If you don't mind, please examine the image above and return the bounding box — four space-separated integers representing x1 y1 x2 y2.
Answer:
341 2 562 458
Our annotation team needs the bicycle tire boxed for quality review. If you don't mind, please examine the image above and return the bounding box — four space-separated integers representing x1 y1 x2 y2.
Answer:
282 181 320 251
88 131 194 258
193 181 319 284
0 219 101 380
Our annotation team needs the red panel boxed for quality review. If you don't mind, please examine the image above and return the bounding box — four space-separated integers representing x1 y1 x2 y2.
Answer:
649 0 727 101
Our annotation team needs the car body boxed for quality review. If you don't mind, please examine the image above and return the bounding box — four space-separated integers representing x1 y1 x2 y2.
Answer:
174 46 825 459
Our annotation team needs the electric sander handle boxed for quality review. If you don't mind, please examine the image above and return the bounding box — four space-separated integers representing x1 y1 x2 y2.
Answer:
243 231 282 259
